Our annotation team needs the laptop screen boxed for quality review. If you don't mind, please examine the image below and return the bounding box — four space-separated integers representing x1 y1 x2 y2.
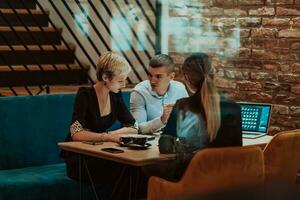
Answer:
239 103 272 134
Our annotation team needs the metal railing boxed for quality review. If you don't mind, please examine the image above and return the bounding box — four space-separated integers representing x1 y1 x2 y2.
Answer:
40 0 158 82
0 0 159 96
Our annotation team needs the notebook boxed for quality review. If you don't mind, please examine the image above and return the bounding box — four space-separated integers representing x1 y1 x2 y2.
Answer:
239 102 272 139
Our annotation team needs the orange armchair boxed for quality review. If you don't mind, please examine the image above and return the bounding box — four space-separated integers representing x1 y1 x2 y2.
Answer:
147 146 264 200
264 129 300 183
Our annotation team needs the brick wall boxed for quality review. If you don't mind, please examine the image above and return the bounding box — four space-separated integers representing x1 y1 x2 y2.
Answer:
168 0 300 134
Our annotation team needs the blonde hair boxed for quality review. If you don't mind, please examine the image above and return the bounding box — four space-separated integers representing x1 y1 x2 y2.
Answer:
182 53 221 142
96 52 131 81
201 75 220 142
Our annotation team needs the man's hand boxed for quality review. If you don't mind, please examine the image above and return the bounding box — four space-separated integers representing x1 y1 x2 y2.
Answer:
160 104 174 124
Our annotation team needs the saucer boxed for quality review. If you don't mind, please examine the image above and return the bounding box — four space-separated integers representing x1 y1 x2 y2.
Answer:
119 142 152 149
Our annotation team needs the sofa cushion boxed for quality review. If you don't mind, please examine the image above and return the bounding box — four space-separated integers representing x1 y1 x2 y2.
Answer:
0 163 82 200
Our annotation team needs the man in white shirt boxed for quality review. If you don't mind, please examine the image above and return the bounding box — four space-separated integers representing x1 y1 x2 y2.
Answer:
130 54 189 134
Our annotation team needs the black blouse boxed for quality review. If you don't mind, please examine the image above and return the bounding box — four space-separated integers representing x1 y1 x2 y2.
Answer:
64 87 135 143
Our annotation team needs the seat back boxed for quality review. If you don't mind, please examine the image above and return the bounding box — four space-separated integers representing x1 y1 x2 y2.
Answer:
0 94 76 170
0 91 131 170
263 129 300 183
148 146 264 200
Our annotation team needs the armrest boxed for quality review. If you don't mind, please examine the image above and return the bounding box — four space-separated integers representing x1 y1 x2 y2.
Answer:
147 176 180 200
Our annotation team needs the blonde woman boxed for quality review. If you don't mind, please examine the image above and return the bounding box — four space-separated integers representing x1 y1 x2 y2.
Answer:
61 52 138 199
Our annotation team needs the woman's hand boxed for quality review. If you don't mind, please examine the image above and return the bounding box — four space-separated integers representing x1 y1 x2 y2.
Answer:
108 133 125 143
105 126 138 143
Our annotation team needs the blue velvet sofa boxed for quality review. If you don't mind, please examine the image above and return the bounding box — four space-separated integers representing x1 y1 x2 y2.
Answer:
0 91 130 200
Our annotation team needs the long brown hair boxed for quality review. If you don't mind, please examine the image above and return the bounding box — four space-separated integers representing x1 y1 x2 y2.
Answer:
182 53 220 142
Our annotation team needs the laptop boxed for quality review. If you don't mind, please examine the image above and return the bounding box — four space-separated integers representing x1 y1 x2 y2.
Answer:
238 102 272 139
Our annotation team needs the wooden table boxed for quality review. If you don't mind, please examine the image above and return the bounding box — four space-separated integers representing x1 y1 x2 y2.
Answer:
59 135 273 167
242 135 273 148
58 138 175 167
59 137 175 200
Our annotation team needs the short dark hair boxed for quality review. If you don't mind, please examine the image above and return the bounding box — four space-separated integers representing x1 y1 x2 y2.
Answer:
149 54 174 72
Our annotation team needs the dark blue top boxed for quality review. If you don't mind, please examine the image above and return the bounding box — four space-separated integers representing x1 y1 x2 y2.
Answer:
162 92 242 152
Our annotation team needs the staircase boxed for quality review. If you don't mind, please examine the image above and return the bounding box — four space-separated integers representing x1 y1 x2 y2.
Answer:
0 0 90 96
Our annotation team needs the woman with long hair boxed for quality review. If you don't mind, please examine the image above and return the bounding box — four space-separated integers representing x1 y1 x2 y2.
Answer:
145 52 242 181
167 52 242 150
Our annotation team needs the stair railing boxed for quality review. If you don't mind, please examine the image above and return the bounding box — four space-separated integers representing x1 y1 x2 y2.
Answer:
0 0 159 96
42 0 159 83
